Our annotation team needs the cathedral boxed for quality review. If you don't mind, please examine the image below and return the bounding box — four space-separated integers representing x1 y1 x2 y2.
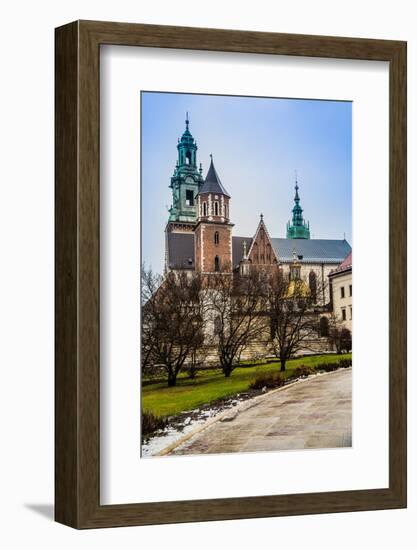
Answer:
165 116 351 306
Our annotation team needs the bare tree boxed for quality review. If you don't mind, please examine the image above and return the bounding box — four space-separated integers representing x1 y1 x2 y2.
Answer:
141 266 207 387
266 269 326 372
207 267 268 377
141 265 161 371
328 313 352 353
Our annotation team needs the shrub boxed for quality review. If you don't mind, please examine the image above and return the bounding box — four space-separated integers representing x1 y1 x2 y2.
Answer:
249 372 284 390
186 363 199 379
293 365 315 378
315 358 352 373
142 410 167 439
338 358 352 368
314 361 339 372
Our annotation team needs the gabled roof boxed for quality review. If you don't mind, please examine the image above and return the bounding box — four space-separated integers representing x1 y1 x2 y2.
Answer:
198 158 231 198
247 216 279 264
271 238 351 264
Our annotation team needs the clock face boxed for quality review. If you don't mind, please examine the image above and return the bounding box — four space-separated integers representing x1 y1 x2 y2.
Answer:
185 176 194 184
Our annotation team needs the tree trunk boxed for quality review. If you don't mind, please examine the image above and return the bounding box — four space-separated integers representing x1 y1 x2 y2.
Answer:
223 364 232 377
167 370 177 387
280 358 286 372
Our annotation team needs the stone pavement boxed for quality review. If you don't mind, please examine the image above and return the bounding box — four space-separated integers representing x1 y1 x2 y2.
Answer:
170 368 352 455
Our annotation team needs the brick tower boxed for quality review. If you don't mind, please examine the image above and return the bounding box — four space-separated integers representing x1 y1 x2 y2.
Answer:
194 156 233 273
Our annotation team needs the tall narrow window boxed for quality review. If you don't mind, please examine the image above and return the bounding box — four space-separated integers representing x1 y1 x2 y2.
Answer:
342 308 347 321
185 151 192 165
214 256 220 272
214 231 219 245
214 202 219 216
349 284 352 297
185 190 194 206
340 286 345 299
319 316 329 337
214 316 222 335
309 271 317 302
203 202 207 216
266 244 271 263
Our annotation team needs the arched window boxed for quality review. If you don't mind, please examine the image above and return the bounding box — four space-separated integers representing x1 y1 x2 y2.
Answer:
224 204 228 218
214 316 222 335
203 202 207 216
214 202 219 216
214 231 219 245
309 270 317 302
214 256 220 272
260 228 264 240
253 243 258 263
319 316 329 337
185 151 192 164
266 244 271 263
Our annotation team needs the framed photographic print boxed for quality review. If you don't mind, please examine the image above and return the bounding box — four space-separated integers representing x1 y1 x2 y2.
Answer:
55 20 407 528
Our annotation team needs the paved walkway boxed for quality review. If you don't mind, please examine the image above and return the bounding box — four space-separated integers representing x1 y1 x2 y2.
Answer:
170 368 352 455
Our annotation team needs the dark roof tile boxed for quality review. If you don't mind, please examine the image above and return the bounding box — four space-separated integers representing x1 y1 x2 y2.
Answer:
198 158 230 197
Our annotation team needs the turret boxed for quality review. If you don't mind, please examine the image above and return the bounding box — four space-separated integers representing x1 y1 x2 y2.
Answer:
286 175 311 239
194 156 233 273
196 155 231 224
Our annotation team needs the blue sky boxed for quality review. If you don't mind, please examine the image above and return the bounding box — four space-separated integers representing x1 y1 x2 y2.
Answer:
141 92 352 274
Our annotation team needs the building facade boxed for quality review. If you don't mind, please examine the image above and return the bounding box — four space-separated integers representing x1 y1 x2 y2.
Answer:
328 252 353 332
165 117 352 309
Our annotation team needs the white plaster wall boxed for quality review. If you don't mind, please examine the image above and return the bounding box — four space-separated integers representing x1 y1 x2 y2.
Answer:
280 262 338 303
331 271 353 332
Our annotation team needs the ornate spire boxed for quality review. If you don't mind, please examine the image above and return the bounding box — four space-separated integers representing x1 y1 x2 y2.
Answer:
168 116 204 225
286 174 311 239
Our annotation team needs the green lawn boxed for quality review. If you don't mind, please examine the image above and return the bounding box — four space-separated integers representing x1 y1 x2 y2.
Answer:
142 353 351 418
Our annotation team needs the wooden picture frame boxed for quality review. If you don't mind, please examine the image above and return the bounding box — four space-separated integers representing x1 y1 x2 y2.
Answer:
55 20 407 528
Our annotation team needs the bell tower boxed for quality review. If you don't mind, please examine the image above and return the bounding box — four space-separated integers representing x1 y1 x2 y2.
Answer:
167 114 204 232
194 156 233 273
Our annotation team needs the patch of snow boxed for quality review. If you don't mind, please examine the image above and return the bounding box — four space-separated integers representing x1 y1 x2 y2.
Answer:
141 399 248 457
